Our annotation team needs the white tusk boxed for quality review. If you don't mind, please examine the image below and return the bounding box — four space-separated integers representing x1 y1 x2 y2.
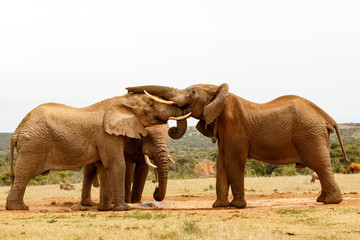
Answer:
168 155 175 164
144 90 177 105
144 154 157 168
168 112 192 121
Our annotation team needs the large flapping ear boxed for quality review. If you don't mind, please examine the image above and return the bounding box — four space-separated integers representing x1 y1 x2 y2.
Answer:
203 83 229 125
104 104 147 139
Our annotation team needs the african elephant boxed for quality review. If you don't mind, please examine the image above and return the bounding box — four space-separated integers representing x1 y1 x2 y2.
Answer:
344 163 360 174
6 93 189 211
81 124 172 206
127 84 349 207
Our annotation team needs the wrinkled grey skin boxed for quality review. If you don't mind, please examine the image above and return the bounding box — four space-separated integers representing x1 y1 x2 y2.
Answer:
6 93 184 211
127 84 348 208
81 124 171 206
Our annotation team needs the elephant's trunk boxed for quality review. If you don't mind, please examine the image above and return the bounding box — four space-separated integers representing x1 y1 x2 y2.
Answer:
168 119 187 139
152 151 170 202
126 85 178 100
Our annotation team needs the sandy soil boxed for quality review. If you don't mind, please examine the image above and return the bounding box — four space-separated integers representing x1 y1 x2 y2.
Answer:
2 192 359 218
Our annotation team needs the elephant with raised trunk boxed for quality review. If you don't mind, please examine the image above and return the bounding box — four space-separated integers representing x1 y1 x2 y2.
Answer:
6 93 190 211
81 124 172 206
127 84 349 208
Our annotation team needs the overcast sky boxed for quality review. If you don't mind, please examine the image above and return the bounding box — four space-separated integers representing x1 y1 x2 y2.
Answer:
1 1 359 132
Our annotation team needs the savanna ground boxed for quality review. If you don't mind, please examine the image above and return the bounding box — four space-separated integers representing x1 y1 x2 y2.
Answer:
1 174 360 240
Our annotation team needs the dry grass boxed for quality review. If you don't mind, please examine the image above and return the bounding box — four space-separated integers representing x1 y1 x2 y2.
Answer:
0 174 360 240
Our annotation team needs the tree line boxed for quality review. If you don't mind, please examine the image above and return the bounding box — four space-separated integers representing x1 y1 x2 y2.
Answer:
0 124 359 185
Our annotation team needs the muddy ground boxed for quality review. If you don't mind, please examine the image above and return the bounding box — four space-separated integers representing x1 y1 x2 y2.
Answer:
2 192 359 218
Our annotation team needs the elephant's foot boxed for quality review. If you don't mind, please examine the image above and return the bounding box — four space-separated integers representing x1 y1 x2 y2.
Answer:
316 192 326 202
6 200 29 210
324 192 343 204
113 202 131 211
230 197 247 209
81 199 95 206
97 202 113 211
316 191 343 204
212 198 230 208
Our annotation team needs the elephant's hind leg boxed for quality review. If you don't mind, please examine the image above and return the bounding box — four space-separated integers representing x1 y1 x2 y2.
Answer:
6 154 42 210
6 176 31 210
305 150 342 204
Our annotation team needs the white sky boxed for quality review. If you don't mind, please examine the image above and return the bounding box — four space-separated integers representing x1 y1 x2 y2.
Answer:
1 1 360 132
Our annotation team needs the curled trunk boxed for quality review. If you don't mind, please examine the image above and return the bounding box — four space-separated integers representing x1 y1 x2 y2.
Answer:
168 119 187 139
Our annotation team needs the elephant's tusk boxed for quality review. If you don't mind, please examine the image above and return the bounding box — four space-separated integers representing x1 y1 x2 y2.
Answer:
144 154 157 169
168 112 192 121
144 90 177 105
168 155 175 164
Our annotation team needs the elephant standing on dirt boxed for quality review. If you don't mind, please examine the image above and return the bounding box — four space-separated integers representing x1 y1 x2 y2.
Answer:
127 84 349 208
81 124 173 205
6 93 189 211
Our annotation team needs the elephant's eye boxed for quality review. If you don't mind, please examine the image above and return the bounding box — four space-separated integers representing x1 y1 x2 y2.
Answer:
192 90 196 94
150 102 155 108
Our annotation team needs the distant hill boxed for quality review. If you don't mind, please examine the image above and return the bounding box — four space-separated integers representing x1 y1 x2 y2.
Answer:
331 124 360 141
0 124 359 151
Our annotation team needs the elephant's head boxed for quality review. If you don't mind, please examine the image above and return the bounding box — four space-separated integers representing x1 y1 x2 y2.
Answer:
142 124 172 201
126 84 229 138
104 93 190 139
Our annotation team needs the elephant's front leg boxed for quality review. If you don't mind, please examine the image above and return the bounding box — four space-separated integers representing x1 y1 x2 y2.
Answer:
124 155 135 203
131 156 149 203
213 148 230 208
226 150 247 209
108 154 131 211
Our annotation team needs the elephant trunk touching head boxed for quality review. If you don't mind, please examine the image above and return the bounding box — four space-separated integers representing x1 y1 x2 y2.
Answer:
127 86 189 139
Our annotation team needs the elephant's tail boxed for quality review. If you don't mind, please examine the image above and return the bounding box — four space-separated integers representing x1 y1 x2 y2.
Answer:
10 135 17 182
334 124 349 162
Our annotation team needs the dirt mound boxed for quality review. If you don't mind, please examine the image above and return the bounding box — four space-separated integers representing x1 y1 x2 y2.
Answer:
194 161 216 178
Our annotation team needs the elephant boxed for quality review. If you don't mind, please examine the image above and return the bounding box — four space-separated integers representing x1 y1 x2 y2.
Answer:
6 92 190 211
81 124 173 206
344 163 360 174
127 83 349 207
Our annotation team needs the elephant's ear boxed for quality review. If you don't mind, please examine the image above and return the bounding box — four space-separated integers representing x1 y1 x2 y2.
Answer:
203 83 229 125
104 104 147 139
196 120 213 138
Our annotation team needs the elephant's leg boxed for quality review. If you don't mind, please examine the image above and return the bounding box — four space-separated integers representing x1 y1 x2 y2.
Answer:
131 156 149 203
305 149 342 204
81 163 98 206
226 151 247 209
96 162 112 211
6 155 42 210
6 176 31 210
107 155 131 211
125 155 135 203
213 148 230 208
98 136 130 211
